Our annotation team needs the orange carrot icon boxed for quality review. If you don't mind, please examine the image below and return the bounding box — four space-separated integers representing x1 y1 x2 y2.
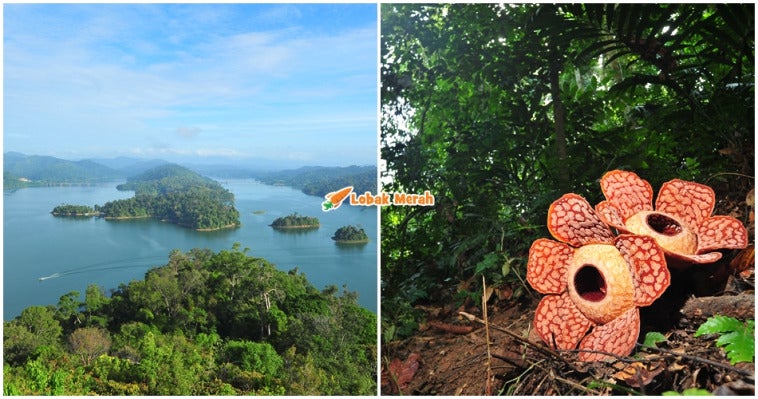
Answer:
322 186 353 211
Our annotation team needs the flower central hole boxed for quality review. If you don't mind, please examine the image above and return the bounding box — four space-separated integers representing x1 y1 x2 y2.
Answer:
646 213 682 236
574 265 606 302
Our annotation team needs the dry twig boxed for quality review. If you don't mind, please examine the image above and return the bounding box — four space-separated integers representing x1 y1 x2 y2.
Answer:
482 277 494 395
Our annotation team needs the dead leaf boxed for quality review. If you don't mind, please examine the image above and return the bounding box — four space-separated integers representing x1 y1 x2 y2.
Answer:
730 246 755 277
612 360 664 388
746 188 755 208
713 379 755 396
483 285 495 303
495 285 514 301
382 353 421 395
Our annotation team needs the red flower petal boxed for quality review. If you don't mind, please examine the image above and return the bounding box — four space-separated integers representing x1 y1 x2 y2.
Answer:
600 170 654 220
548 194 614 247
533 293 593 351
614 235 670 306
595 200 629 231
667 251 723 266
656 179 715 232
527 239 572 294
697 215 749 253
578 307 640 362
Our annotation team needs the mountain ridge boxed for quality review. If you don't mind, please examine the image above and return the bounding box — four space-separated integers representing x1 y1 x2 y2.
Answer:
3 152 377 195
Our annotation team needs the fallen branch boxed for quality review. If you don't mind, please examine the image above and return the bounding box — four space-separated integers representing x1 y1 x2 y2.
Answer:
680 293 754 323
428 320 474 334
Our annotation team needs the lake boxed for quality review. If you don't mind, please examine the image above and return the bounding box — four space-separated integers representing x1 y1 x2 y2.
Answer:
3 180 378 320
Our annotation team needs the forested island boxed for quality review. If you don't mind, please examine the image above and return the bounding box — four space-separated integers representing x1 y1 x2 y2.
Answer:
255 165 376 197
97 164 240 231
332 225 369 243
270 213 320 229
51 204 98 217
3 245 376 395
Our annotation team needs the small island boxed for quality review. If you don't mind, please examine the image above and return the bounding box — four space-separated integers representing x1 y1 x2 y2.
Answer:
332 225 369 244
270 212 320 229
51 204 99 217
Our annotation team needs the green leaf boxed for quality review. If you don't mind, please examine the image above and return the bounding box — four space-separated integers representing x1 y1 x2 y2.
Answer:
474 252 500 275
715 331 755 364
694 315 755 365
501 258 512 278
642 331 667 348
662 387 713 396
694 315 748 336
682 388 713 396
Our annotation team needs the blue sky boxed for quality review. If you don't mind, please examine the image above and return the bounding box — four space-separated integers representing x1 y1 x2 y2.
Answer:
3 4 378 167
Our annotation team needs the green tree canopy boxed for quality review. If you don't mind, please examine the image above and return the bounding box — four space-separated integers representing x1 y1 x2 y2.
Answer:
381 3 753 339
4 245 376 395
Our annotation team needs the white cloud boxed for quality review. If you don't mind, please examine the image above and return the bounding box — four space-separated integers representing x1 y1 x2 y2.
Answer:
3 4 377 166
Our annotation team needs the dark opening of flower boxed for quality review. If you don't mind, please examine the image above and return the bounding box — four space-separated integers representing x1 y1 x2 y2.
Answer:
647 213 682 236
574 265 606 302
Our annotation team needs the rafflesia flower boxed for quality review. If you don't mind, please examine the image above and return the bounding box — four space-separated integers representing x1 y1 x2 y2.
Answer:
595 170 748 268
527 194 670 362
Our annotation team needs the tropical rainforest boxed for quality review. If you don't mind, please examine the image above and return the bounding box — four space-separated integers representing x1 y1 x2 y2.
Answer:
51 204 97 216
3 244 376 395
270 212 320 228
97 164 241 231
332 225 370 243
381 4 754 395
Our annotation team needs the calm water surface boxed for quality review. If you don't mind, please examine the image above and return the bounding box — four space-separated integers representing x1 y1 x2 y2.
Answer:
3 180 378 320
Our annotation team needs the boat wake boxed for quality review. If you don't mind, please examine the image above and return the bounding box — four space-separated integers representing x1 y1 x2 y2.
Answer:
39 273 61 281
36 255 165 282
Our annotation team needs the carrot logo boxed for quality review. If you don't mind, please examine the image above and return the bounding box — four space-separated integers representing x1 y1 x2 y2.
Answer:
322 186 354 212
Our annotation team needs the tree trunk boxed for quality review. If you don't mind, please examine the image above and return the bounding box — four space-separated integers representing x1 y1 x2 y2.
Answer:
548 38 569 191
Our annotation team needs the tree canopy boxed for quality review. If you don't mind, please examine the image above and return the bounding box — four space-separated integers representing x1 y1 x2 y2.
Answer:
4 245 376 395
270 213 320 228
381 3 753 340
51 204 97 216
332 225 370 243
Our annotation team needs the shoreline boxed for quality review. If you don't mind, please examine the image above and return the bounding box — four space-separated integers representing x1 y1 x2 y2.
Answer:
104 215 239 232
51 212 100 217
333 238 370 244
103 215 151 220
195 223 241 232
270 224 320 229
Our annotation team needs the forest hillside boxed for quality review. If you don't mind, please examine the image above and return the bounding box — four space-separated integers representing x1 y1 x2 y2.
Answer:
3 245 376 395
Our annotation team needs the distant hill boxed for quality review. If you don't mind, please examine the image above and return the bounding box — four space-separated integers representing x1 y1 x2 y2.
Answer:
3 152 377 197
117 163 221 195
254 165 377 197
3 152 123 186
86 157 169 177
